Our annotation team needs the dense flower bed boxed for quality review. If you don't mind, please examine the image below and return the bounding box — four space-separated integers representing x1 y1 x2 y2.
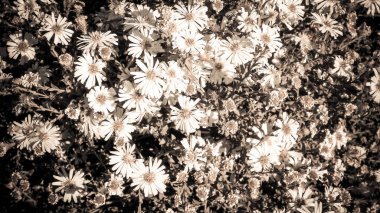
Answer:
0 0 380 212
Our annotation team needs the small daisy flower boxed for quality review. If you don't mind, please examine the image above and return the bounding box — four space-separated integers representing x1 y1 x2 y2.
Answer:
87 86 116 115
78 31 118 55
237 8 259 33
366 68 380 103
219 35 254 66
311 12 343 38
161 61 188 94
170 95 205 135
247 144 277 172
273 112 300 144
208 55 236 85
330 56 353 79
32 122 62 153
14 0 40 20
123 4 160 31
41 13 74 45
118 81 158 115
357 0 380 16
251 24 282 53
130 54 165 99
173 3 208 32
127 29 164 58
109 143 143 179
100 108 136 141
180 137 206 172
52 168 86 203
105 174 124 196
174 30 206 54
7 32 36 63
288 186 315 209
130 157 169 197
74 53 106 89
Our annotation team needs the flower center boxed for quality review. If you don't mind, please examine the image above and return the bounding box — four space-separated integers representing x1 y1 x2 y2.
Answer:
245 17 255 25
146 70 156 80
259 155 269 165
88 64 99 74
143 172 156 183
142 40 152 50
96 94 107 105
184 12 194 21
168 69 176 78
261 34 271 44
186 150 197 161
288 4 296 13
109 180 120 190
230 43 240 52
64 180 77 194
185 38 195 47
51 24 62 33
17 41 29 52
113 120 124 132
123 153 135 164
215 62 223 71
180 109 192 119
282 124 291 135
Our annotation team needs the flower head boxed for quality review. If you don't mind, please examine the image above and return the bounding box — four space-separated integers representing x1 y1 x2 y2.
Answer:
52 168 86 203
41 13 74 45
130 157 169 197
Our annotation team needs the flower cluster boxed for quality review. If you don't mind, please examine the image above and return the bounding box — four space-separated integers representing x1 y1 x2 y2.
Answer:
1 0 380 212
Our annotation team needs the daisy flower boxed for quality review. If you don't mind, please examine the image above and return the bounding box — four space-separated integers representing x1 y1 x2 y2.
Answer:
109 143 143 179
273 112 300 144
12 115 39 150
87 86 116 114
219 35 254 66
130 54 165 99
7 32 36 62
288 186 315 209
237 8 259 33
311 13 343 38
118 81 158 115
251 24 282 53
105 173 124 196
52 168 86 203
130 157 169 197
124 4 160 31
250 122 279 148
170 95 205 135
160 61 188 94
74 53 106 89
258 64 282 89
330 56 353 79
366 68 380 103
127 29 164 58
247 144 277 172
78 31 118 55
279 0 305 28
41 13 74 45
173 30 206 54
100 108 136 141
314 0 339 11
78 108 104 140
180 137 206 172
357 0 380 16
14 0 40 20
173 3 208 32
297 201 323 213
208 55 236 85
32 122 62 153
